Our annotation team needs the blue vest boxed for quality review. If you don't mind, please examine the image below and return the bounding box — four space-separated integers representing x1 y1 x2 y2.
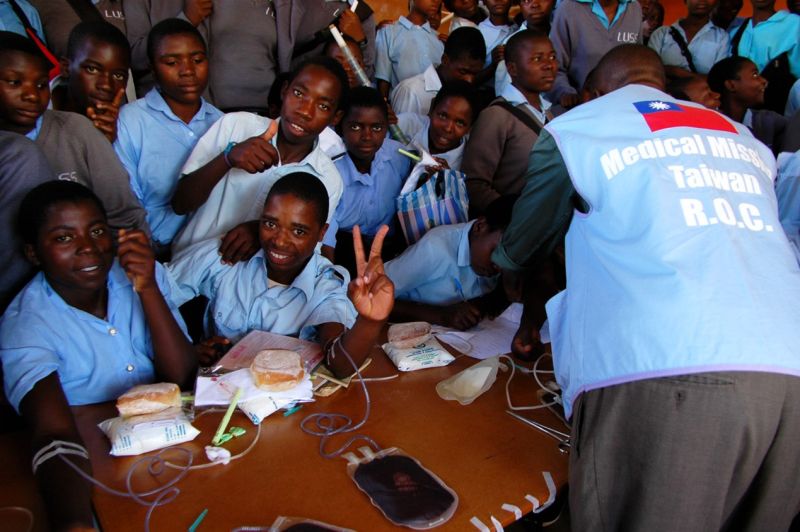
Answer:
545 84 800 417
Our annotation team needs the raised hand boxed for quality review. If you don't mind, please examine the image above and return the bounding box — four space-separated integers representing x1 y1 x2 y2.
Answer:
87 87 125 143
184 0 213 25
348 225 394 322
338 9 366 43
226 120 279 174
117 229 155 292
218 220 260 264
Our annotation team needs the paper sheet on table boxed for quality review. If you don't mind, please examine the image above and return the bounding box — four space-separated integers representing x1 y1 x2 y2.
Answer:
431 303 523 360
194 368 313 407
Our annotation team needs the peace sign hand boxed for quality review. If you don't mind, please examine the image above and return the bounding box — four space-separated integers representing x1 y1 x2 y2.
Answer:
348 225 394 322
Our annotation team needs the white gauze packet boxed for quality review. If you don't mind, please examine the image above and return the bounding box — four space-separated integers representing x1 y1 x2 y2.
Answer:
382 335 455 372
98 407 200 456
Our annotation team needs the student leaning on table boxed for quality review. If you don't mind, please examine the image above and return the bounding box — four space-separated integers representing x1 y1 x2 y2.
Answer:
0 181 197 530
167 172 394 378
494 44 800 531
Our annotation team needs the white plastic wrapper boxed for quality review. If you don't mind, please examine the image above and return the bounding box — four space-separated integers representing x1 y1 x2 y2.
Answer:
382 336 455 372
435 356 506 405
98 407 200 456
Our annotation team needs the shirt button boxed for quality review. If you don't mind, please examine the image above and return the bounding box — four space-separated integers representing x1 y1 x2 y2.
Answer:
109 327 118 336
126 364 134 372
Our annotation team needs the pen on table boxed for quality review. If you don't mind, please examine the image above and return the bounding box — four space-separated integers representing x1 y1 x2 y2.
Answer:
188 508 207 532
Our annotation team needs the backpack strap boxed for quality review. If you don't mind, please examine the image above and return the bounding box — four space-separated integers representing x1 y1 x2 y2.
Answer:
490 99 544 136
65 0 105 23
730 18 750 57
668 26 697 73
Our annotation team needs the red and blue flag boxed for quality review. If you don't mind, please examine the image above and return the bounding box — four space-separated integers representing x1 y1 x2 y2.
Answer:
633 100 738 134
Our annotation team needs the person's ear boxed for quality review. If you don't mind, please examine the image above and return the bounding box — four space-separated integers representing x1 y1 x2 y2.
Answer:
472 216 489 234
330 108 344 127
440 54 450 68
724 78 737 94
318 222 329 243
506 58 518 79
59 57 71 79
23 243 40 267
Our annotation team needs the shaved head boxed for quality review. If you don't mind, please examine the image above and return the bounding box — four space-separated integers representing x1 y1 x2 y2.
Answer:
594 44 666 95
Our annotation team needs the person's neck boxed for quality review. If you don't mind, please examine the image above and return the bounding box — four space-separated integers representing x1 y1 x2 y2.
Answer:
752 8 775 24
722 96 747 123
513 83 542 110
597 0 620 22
51 86 80 114
407 10 428 25
681 12 709 29
168 98 202 124
276 128 315 164
57 283 109 319
489 12 509 25
349 151 375 174
0 121 36 136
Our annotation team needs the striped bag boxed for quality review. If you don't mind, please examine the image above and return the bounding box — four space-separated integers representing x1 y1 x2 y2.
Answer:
396 169 469 245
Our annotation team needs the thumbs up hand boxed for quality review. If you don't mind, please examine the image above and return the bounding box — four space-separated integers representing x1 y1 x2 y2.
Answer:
225 120 280 174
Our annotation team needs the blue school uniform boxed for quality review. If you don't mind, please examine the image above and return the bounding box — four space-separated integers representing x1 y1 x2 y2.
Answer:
385 221 498 305
647 21 729 75
167 240 356 342
777 151 800 263
733 11 800 78
477 18 517 68
323 138 411 247
114 89 223 246
0 262 188 411
375 16 444 87
0 0 45 41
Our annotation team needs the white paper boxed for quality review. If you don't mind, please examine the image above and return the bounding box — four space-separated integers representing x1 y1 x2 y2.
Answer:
194 368 313 407
432 303 524 360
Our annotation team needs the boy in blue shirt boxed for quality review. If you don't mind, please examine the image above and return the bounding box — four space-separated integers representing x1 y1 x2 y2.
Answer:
114 19 223 255
168 172 394 377
322 86 412 275
386 195 516 330
375 0 445 99
51 21 130 143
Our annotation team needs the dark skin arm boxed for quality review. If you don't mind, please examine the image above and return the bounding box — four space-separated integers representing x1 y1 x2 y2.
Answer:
377 79 391 100
118 230 197 388
391 298 484 330
318 225 394 378
172 121 279 215
20 374 96 531
507 256 563 360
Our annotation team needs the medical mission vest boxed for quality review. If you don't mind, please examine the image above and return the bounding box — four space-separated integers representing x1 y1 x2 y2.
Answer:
544 84 800 417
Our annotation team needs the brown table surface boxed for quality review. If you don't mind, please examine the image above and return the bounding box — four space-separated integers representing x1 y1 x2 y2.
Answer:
5 346 569 531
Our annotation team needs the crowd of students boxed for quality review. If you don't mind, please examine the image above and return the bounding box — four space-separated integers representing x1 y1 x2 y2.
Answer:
1 0 800 529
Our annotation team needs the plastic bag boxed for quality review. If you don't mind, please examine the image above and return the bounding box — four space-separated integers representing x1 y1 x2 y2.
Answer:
98 407 200 456
436 356 506 405
382 336 455 372
346 447 458 529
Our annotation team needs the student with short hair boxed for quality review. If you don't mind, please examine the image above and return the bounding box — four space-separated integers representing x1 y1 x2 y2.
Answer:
386 195 517 330
28 0 125 59
171 56 348 262
51 21 131 142
168 172 394 378
647 0 729 78
324 33 366 90
548 0 643 109
322 86 412 274
494 0 555 94
0 31 148 234
390 26 485 116
477 0 517 82
464 30 556 214
114 18 222 255
397 81 476 171
375 0 445 99
666 74 721 109
708 56 788 155
0 180 196 530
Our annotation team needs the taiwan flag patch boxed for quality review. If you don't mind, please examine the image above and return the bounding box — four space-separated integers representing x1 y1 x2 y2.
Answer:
633 100 738 134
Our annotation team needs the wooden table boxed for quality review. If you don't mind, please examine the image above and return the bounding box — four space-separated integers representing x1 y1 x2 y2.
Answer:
6 348 569 531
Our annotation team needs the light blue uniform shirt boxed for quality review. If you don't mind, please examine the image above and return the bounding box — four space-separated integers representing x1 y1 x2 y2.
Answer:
324 138 412 247
784 78 800 117
24 114 43 141
493 21 527 96
168 240 356 342
776 151 800 264
375 16 444 87
0 262 188 411
0 0 45 41
648 21 729 75
733 11 800 78
477 18 517 68
385 221 499 305
114 89 223 245
500 83 552 126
